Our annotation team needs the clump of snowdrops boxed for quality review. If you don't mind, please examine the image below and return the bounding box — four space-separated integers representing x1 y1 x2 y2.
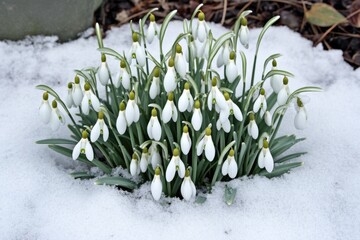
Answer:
37 5 320 202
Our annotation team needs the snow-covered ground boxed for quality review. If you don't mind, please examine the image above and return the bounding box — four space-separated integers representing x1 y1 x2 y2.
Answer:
0 21 359 240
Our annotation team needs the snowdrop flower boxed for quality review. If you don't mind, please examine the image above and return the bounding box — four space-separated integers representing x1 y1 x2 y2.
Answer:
216 118 231 133
125 91 140 126
220 92 243 123
264 111 272 126
149 143 161 169
130 153 140 176
39 92 51 124
72 130 94 161
277 76 290 105
196 127 215 161
147 108 162 141
258 132 270 149
235 78 244 98
191 100 203 131
166 148 186 182
180 125 192 155
253 88 267 117
72 76 83 107
50 100 65 131
247 113 259 139
270 59 282 93
185 36 197 61
193 11 208 43
181 169 196 201
97 54 110 86
226 51 238 83
127 32 146 67
207 77 228 112
178 82 194 112
151 167 163 201
115 60 131 89
116 102 127 134
81 82 100 115
90 111 109 142
216 40 230 67
140 147 149 173
294 97 307 130
149 67 161 99
258 139 274 173
221 149 238 178
239 17 249 49
146 14 159 44
175 44 187 78
164 58 177 93
162 92 178 123
65 83 75 108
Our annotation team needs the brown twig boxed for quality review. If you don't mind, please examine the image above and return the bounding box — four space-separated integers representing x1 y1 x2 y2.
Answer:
221 0 228 25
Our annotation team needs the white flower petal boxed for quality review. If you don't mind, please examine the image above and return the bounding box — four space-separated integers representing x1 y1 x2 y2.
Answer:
228 158 238 178
162 101 172 123
226 60 238 83
133 103 140 122
39 101 51 124
175 53 187 78
90 93 100 112
66 90 74 108
181 177 193 201
136 45 146 67
72 85 83 106
265 111 272 126
235 81 244 98
270 74 282 94
239 25 249 48
151 151 161 169
253 96 262 113
72 140 82 160
85 140 94 161
116 111 127 134
164 67 176 93
258 151 265 169
277 87 288 105
222 159 229 176
125 103 135 125
149 78 159 99
102 123 109 142
50 110 60 131
98 62 110 86
178 160 186 178
140 155 148 172
152 117 162 141
147 23 155 44
205 137 215 161
264 150 274 173
90 121 101 142
192 109 202 131
197 21 206 42
294 107 307 130
196 138 204 156
130 159 138 176
122 70 131 90
178 90 188 112
151 175 162 201
181 133 191 155
232 103 243 121
81 95 89 115
166 158 176 182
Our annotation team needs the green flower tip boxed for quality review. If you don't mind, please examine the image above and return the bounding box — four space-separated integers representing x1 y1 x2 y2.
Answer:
198 11 205 21
263 139 269 149
168 92 174 101
190 36 194 42
51 100 57 108
98 111 104 120
168 58 175 67
120 60 126 68
82 130 88 139
240 17 247 26
183 125 189 133
205 127 211 136
119 102 126 111
176 44 182 54
173 148 180 157
132 153 138 160
151 108 157 117
185 169 191 177
42 92 49 101
132 32 139 42
84 82 91 91
224 91 230 100
129 91 135 100
297 97 303 108
153 67 160 77
229 51 235 60
74 75 80 84
272 59 277 67
260 88 265 95
229 149 235 157
194 100 201 109
249 112 255 121
184 82 190 90
67 82 73 89
101 54 106 62
155 167 161 175
142 147 148 154
211 77 217 87
149 13 155 22
283 76 288 85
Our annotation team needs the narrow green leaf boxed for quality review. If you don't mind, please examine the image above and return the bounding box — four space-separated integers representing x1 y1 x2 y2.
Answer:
256 16 280 51
259 162 303 178
95 176 137 190
275 152 307 163
263 69 294 80
36 138 77 145
70 172 95 179
95 23 104 48
224 185 237 206
98 47 123 60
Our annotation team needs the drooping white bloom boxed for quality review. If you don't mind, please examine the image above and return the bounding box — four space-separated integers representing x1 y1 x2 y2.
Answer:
164 58 177 93
191 100 203 131
180 125 192 155
216 40 231 67
207 77 228 112
181 170 196 201
220 92 243 123
247 113 259 139
193 11 208 43
221 149 238 178
277 76 290 105
270 60 282 93
115 60 131 90
97 55 110 86
216 118 231 133
149 143 161 169
130 153 140 176
239 17 249 49
294 97 307 130
72 131 94 161
90 112 109 142
72 76 83 107
127 32 146 67
264 111 272 126
140 148 149 173
65 83 76 108
175 44 187 78
81 83 100 115
226 51 238 83
151 167 163 201
39 92 51 124
116 102 127 134
146 14 159 44
149 67 161 99
178 82 194 112
258 139 274 173
253 88 267 117
185 37 197 61
147 108 162 141
166 148 186 182
235 79 244 98
125 91 140 126
50 100 65 131
162 92 178 123
196 127 215 161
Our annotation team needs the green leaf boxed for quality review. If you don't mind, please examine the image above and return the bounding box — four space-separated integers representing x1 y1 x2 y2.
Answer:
70 172 95 179
256 16 280 51
224 185 237 206
239 51 247 82
95 176 137 190
195 195 207 204
98 47 123 60
263 69 294 80
160 10 177 44
36 138 77 145
275 152 307 163
95 23 104 48
305 3 347 27
259 162 303 178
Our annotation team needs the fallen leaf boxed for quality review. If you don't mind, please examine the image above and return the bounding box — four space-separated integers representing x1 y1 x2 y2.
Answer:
305 3 347 27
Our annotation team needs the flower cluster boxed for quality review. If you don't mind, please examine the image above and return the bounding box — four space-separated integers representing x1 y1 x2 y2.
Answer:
37 6 320 202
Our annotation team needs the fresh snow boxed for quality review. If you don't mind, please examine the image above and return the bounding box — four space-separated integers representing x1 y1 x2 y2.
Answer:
0 21 359 240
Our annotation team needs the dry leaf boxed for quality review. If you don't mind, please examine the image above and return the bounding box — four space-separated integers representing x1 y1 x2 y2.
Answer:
305 3 347 27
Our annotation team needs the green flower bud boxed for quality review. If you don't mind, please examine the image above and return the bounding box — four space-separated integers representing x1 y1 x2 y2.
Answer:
132 32 139 42
185 169 191 177
240 17 247 26
142 147 148 154
205 127 211 136
82 130 88 139
153 67 160 77
194 100 201 109
43 92 49 101
283 76 288 85
212 77 217 87
272 59 277 67
249 112 255 121
176 44 182 54
260 88 265 95
101 54 106 62
173 148 180 157
129 91 135 100
168 58 175 67
229 149 235 157
168 91 174 101
120 60 126 68
52 100 57 108
155 166 161 175
198 11 205 21
150 13 155 22
229 51 235 60
297 97 303 108
151 108 157 117
98 111 104 119
183 125 189 133
224 91 230 101
184 82 190 90
67 82 73 89
132 153 138 160
74 75 80 84
84 82 91 91
263 139 269 149
119 101 126 111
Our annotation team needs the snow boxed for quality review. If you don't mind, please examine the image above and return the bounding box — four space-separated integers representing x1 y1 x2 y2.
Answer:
1 21 360 240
